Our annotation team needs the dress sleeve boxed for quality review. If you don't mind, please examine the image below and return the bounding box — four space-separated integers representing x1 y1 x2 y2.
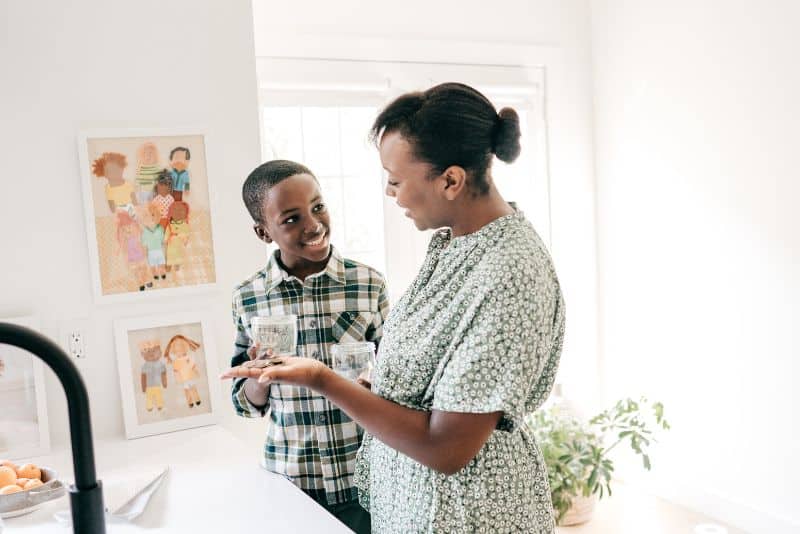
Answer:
431 268 562 422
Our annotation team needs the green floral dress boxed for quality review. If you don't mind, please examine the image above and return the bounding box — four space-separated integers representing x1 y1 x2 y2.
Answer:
354 210 565 533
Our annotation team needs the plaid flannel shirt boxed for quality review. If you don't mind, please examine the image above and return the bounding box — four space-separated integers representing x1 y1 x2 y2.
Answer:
230 246 389 505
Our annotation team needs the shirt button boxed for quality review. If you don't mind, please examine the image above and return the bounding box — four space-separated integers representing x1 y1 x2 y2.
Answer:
318 414 327 424
310 319 318 328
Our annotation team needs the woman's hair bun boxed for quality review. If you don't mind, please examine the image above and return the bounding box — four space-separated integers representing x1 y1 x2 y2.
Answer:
493 107 521 163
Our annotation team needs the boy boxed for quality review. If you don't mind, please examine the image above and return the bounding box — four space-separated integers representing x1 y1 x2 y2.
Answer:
228 160 388 534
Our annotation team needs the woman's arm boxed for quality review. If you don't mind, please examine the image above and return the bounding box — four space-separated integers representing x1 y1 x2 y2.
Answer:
322 367 501 474
222 359 501 475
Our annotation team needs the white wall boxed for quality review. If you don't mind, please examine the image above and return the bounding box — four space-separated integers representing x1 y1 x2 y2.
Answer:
0 1 263 447
252 0 601 411
0 0 599 463
591 1 800 532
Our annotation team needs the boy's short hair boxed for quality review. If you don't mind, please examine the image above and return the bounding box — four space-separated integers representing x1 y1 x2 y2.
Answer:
242 160 315 222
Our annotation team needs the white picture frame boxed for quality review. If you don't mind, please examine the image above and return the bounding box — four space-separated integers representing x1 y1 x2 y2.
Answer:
0 315 51 459
113 311 223 439
77 128 219 304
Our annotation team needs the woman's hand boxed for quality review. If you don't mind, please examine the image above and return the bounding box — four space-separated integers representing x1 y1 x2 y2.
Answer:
221 356 328 391
218 343 272 381
256 357 328 390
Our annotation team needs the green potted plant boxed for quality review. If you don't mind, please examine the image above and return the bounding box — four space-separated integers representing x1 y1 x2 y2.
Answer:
523 396 670 525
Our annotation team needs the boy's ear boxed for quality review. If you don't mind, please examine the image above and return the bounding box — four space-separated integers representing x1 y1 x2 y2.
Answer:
253 224 272 243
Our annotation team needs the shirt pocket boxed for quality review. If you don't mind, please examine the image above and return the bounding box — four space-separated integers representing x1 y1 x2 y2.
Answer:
330 311 373 343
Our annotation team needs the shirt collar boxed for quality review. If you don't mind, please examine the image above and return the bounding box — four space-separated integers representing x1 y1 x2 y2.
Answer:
435 203 523 253
262 245 347 291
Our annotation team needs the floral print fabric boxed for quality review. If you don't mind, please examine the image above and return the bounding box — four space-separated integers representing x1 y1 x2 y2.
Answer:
355 210 565 533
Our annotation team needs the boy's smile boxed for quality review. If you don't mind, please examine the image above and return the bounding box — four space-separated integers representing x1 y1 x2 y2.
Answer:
302 231 328 250
255 173 331 279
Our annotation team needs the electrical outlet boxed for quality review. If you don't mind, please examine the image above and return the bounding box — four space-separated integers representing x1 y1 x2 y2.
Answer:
59 318 91 359
67 330 86 358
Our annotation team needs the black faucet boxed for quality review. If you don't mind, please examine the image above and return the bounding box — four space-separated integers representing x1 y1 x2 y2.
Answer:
0 322 105 534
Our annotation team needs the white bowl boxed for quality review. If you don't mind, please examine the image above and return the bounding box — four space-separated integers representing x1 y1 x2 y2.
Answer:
0 466 66 518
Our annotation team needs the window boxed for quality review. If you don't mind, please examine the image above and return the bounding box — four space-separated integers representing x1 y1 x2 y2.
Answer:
261 105 386 275
258 58 548 302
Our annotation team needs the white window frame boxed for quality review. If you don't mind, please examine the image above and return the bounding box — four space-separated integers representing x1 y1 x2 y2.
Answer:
256 38 555 301
253 34 599 410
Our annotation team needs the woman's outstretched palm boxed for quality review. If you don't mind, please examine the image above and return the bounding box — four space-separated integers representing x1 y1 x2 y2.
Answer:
221 356 327 390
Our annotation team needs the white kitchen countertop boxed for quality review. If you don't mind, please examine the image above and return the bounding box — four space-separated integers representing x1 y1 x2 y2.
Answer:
2 425 752 533
3 425 351 533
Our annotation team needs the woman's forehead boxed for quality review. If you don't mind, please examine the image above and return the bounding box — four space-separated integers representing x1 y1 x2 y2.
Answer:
379 132 429 172
379 131 411 161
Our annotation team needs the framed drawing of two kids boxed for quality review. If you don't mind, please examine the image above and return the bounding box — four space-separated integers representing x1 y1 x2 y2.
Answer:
77 129 218 304
113 312 223 439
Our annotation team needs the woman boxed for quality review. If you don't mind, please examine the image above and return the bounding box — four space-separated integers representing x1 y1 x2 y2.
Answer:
223 82 565 533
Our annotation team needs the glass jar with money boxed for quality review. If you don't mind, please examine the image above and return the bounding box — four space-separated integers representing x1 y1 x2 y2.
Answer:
250 315 298 357
330 342 375 382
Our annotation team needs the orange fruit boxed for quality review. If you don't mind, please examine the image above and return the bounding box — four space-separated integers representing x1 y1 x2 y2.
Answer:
24 479 44 490
0 459 17 471
0 484 22 495
0 466 17 487
15 463 41 481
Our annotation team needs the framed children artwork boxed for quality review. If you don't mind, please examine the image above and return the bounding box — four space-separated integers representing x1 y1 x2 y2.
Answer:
0 315 51 459
113 312 223 439
77 129 218 303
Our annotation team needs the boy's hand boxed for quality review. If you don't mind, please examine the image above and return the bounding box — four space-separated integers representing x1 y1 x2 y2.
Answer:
247 344 257 360
246 342 273 360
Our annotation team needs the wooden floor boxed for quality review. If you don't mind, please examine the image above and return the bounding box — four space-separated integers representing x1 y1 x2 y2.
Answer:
556 484 748 534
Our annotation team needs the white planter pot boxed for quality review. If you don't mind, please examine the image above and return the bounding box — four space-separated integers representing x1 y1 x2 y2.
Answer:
558 494 597 526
